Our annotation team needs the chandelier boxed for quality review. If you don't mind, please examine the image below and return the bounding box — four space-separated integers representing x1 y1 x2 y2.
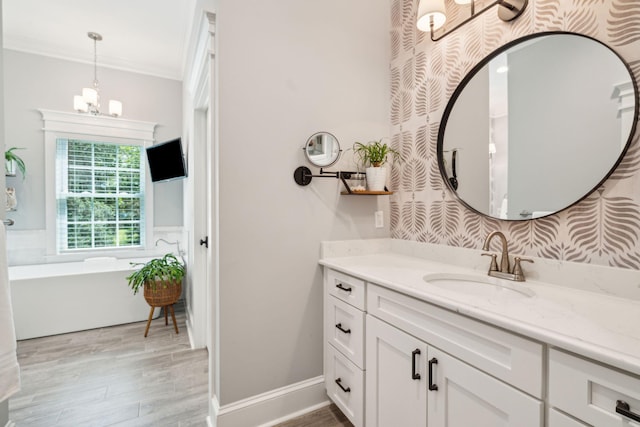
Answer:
73 32 123 117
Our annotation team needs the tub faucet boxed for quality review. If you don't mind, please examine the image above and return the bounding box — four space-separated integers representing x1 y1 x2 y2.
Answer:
481 231 533 282
155 238 185 258
155 238 177 247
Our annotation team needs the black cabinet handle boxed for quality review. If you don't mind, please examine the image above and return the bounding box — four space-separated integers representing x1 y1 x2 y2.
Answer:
336 283 352 293
428 357 438 391
616 400 640 422
411 349 421 380
335 378 351 393
335 323 351 334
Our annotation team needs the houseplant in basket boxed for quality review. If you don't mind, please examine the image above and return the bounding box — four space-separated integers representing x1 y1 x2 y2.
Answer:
353 139 400 191
127 253 185 337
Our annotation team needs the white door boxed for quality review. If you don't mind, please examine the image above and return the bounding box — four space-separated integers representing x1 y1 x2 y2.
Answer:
427 347 543 427
366 315 428 427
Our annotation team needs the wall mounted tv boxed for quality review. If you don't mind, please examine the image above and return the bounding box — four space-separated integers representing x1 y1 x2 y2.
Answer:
146 138 187 183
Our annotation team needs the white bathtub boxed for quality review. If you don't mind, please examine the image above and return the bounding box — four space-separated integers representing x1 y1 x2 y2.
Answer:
9 257 160 340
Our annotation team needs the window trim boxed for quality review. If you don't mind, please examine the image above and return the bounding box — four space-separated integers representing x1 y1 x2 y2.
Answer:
41 109 157 258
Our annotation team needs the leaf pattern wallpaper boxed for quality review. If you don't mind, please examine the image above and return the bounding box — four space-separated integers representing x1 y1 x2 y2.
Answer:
389 0 640 269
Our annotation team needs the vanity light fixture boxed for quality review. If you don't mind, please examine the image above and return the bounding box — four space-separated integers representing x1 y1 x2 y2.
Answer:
417 0 528 42
73 32 123 117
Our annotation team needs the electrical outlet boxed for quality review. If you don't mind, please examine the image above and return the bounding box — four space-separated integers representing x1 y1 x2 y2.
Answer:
375 210 384 228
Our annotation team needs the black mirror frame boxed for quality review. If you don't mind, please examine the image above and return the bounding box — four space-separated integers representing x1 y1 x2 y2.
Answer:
437 31 639 221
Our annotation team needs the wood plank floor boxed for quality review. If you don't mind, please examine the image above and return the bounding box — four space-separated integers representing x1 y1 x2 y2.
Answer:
9 303 352 427
274 404 353 427
10 304 208 426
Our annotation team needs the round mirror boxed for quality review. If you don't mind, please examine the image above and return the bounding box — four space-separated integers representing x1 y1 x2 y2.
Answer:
304 132 341 167
438 32 638 220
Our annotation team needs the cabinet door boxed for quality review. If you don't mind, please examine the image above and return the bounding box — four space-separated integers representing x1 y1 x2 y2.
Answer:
427 348 543 427
366 315 427 427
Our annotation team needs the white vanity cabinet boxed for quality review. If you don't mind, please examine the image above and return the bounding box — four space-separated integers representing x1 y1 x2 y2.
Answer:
321 247 640 427
324 267 544 427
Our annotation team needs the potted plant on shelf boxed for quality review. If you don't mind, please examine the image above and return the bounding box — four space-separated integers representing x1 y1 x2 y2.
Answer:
353 139 400 191
127 253 185 337
5 147 26 179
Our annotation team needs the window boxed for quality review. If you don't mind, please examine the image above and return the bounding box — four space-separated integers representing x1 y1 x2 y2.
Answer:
56 138 146 251
41 109 156 257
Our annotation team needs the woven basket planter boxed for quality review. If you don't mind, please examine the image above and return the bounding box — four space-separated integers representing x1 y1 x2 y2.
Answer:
143 279 182 307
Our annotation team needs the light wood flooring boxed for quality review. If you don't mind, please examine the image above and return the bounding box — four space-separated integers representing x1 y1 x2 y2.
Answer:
274 404 353 427
9 303 352 427
10 303 208 426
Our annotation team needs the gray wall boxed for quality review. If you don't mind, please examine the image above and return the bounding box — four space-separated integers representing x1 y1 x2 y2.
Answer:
214 0 390 405
3 50 184 231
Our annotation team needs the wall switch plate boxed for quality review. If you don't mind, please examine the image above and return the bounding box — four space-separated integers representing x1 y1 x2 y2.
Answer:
375 210 384 228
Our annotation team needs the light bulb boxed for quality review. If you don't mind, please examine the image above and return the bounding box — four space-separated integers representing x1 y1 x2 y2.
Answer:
417 0 447 31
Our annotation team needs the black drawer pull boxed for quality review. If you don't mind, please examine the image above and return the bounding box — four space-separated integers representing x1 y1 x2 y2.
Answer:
428 357 438 391
616 400 640 423
411 349 421 380
335 323 351 334
335 377 351 393
336 283 352 293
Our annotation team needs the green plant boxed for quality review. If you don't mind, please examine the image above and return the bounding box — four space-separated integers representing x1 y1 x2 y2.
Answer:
353 139 400 168
5 147 26 178
126 253 185 295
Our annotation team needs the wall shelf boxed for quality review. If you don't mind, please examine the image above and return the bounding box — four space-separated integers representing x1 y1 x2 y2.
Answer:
341 190 393 196
293 166 393 195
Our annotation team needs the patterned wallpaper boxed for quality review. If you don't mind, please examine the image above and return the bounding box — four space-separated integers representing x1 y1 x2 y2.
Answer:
389 0 640 269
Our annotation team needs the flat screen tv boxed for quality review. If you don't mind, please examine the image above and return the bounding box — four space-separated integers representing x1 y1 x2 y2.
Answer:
146 138 187 182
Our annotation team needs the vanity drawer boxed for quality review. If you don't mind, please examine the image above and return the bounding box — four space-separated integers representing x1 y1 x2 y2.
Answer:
549 348 640 426
548 409 589 427
326 269 366 310
326 295 365 369
367 283 543 397
325 344 364 427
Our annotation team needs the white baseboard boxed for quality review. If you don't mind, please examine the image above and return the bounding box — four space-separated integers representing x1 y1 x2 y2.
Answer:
185 306 196 349
210 376 328 427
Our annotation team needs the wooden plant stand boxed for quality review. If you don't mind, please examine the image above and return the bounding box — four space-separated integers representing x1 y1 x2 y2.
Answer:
144 304 179 337
143 280 182 337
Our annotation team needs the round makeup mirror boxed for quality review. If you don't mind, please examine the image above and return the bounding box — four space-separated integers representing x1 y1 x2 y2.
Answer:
438 32 638 220
304 132 341 167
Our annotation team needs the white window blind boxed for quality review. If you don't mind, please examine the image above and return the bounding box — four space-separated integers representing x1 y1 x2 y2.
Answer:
56 138 146 251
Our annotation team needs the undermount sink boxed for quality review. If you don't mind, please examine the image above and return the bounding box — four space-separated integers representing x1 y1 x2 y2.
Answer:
423 273 535 298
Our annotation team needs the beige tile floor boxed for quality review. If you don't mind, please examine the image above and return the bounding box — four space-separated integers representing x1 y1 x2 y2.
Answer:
9 303 351 427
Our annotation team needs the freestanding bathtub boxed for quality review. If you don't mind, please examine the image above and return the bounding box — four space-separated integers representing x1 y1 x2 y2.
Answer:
9 257 159 340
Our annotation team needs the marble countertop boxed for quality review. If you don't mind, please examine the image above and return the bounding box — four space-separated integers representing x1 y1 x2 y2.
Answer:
320 250 640 377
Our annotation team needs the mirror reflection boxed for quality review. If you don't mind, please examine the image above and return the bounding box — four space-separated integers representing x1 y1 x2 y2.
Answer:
304 132 341 167
438 32 638 220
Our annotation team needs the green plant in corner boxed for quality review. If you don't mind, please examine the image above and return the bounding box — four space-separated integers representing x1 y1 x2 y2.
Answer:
126 253 185 295
5 147 26 179
352 139 401 168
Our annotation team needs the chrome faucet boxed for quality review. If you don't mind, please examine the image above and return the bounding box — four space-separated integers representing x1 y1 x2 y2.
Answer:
481 231 533 282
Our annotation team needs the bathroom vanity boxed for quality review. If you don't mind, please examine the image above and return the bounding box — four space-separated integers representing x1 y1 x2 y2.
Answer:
320 239 640 427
